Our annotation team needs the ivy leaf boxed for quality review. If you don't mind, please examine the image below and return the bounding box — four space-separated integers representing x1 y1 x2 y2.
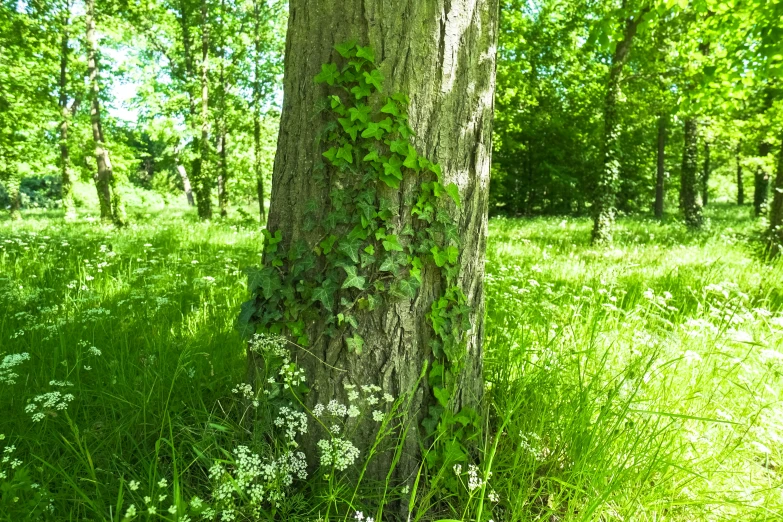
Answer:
363 149 380 163
428 162 443 181
403 146 420 171
350 80 372 99
348 103 372 123
378 117 393 132
392 277 420 298
379 255 399 273
346 334 364 354
319 234 337 254
322 146 338 163
361 121 386 140
363 69 384 91
338 236 362 263
341 265 366 290
249 266 281 299
381 99 400 116
335 40 357 58
312 280 337 311
390 139 408 155
445 183 461 207
433 386 451 408
338 118 359 141
336 143 353 164
383 155 404 182
431 245 459 267
382 234 404 252
329 95 342 109
315 63 340 85
355 45 375 63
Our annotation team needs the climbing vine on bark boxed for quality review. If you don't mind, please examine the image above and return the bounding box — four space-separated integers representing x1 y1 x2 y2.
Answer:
239 41 471 398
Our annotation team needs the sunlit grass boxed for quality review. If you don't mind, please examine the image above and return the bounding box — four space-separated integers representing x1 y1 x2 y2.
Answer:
1 202 781 521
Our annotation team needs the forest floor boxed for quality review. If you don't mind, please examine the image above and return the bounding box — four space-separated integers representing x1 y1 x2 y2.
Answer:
1 202 782 521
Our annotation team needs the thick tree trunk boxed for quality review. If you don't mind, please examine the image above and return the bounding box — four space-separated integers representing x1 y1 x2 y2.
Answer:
252 0 497 503
754 141 772 216
701 141 710 207
193 0 212 220
86 0 125 226
680 118 702 229
59 5 76 221
737 145 744 205
591 7 649 243
769 135 783 254
252 0 273 231
177 165 195 205
654 113 666 219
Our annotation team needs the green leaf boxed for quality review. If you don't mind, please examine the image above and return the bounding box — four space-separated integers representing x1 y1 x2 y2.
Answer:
336 143 353 164
350 81 372 99
312 280 337 311
364 244 375 255
380 99 400 116
338 118 359 141
346 334 364 354
361 121 386 140
338 236 362 263
335 40 357 58
320 234 337 254
433 386 451 408
348 103 372 123
341 265 366 290
390 139 408 155
355 45 375 63
363 69 384 91
383 154 404 181
314 63 340 85
445 183 461 207
322 146 338 163
382 234 404 252
363 150 380 163
403 146 420 170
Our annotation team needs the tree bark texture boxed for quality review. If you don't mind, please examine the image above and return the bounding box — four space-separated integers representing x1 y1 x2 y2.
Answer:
680 117 702 229
591 7 649 243
86 0 125 226
253 0 266 221
59 4 76 221
177 165 195 205
257 0 497 499
755 141 771 217
701 141 710 207
194 0 212 220
769 135 783 254
654 113 665 219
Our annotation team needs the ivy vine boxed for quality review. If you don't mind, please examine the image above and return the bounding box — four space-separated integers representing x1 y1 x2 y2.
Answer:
239 40 475 464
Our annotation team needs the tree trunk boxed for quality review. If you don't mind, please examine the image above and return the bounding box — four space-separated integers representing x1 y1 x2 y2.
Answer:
591 6 649 243
216 2 228 218
59 4 76 221
217 131 227 217
701 141 710 207
654 113 666 219
178 0 203 214
252 0 266 222
248 0 497 505
86 0 125 226
6 174 22 220
754 141 772 216
769 134 783 254
193 0 212 220
680 117 702 229
177 165 195 205
737 144 744 205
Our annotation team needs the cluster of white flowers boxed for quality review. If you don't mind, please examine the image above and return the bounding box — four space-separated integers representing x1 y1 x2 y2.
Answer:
25 391 75 422
519 431 549 461
467 464 485 491
1 435 23 479
209 445 307 517
232 383 254 400
0 352 30 385
249 333 288 357
316 437 360 471
355 511 375 522
274 406 308 441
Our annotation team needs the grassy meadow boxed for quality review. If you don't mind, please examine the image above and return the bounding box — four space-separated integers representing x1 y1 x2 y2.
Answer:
1 195 783 521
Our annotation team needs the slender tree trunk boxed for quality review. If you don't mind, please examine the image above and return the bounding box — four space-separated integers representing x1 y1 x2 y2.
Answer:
654 113 666 219
701 141 710 207
769 134 783 254
737 144 744 205
252 0 266 222
249 0 497 501
6 173 22 220
216 1 228 218
193 0 212 219
217 131 227 217
177 165 195 205
755 141 772 216
592 7 649 243
59 4 76 221
179 0 203 215
86 0 124 225
680 118 702 229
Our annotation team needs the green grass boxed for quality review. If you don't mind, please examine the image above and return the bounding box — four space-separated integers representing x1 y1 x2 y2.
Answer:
1 199 782 521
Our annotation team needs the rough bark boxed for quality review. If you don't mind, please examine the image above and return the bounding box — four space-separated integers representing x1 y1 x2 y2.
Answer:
591 6 650 243
769 135 783 254
177 165 195 205
257 0 497 502
654 113 666 219
737 144 744 205
680 118 702 229
59 4 76 221
754 141 772 217
252 0 266 221
86 0 125 226
701 141 710 207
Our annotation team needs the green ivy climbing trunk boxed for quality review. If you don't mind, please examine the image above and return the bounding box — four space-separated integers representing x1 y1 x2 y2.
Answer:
680 117 702 229
252 0 497 502
769 135 783 254
591 6 649 244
